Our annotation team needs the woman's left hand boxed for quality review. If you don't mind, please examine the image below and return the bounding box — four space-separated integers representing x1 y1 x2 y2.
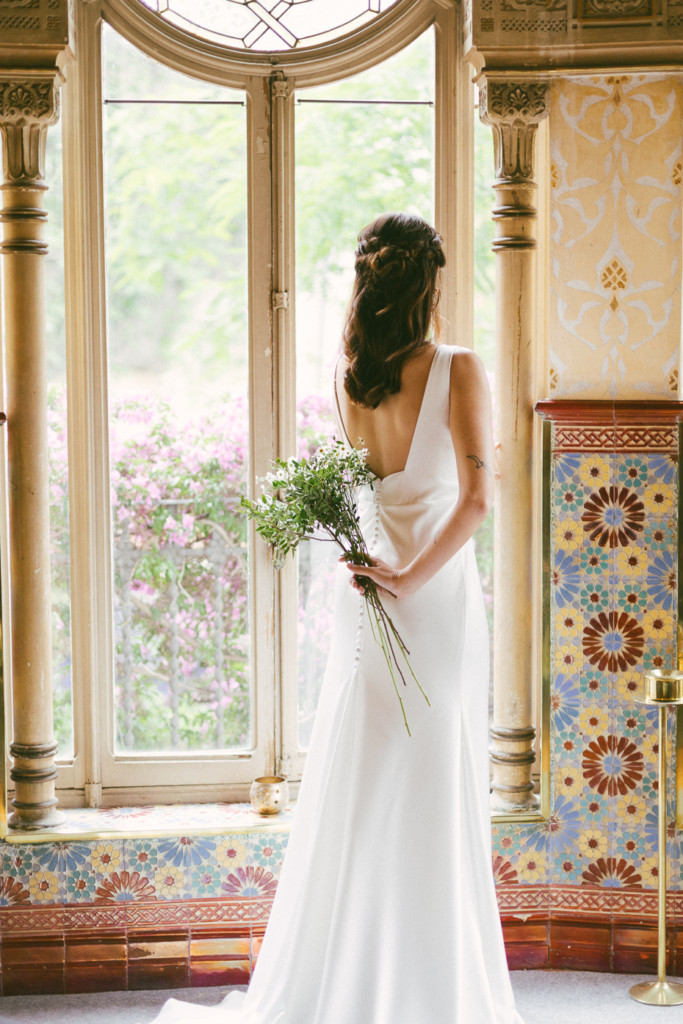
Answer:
343 556 412 600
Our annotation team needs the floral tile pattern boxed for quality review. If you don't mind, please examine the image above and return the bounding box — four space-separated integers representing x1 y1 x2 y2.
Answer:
547 424 680 896
90 839 127 883
1 814 290 906
95 869 157 904
251 834 289 879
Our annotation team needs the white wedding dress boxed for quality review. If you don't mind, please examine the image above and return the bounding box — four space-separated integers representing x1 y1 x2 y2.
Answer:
152 344 525 1023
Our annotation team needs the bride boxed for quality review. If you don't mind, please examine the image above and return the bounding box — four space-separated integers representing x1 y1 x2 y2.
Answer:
152 212 525 1023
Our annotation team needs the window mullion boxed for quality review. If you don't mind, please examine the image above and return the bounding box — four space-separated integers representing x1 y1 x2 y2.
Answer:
269 72 300 780
434 0 472 348
246 73 282 780
62 0 111 807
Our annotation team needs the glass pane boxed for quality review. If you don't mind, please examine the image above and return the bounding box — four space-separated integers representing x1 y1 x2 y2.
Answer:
137 0 401 52
103 25 250 755
294 30 434 748
473 101 496 712
45 120 74 760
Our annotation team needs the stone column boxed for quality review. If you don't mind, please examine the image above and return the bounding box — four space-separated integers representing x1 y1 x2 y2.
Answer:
0 74 64 828
480 79 549 814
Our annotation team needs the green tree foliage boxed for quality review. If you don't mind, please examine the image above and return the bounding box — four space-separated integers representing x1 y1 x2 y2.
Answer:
103 34 248 379
296 32 434 288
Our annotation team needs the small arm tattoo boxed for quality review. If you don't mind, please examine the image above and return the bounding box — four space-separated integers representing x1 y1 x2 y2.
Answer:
467 454 492 475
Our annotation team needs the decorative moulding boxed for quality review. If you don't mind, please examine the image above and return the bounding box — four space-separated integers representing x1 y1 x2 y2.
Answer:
534 400 683 451
467 0 683 74
0 0 70 70
535 400 683 424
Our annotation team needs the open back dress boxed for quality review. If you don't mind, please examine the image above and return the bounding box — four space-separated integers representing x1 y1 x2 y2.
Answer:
153 343 525 1024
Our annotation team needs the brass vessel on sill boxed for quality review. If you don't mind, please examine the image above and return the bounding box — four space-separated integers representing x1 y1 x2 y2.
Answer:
250 775 290 816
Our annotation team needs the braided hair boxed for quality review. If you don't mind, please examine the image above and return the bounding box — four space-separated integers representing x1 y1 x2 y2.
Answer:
342 212 445 408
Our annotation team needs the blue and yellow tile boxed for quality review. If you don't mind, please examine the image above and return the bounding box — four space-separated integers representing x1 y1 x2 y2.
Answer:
125 837 160 875
618 455 648 490
215 834 250 874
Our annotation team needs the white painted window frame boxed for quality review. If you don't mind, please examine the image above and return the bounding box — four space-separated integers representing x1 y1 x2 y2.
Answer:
54 0 472 805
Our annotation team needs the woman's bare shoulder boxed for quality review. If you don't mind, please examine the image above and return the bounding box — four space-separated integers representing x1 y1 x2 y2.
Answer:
439 343 481 358
445 346 487 380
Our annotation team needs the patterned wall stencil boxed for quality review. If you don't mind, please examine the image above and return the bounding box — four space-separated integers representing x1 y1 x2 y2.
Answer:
549 76 683 399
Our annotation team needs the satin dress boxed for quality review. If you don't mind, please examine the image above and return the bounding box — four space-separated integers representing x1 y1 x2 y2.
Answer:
151 344 525 1024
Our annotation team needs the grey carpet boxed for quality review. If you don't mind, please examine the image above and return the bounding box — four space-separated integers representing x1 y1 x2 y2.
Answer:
0 973 680 1022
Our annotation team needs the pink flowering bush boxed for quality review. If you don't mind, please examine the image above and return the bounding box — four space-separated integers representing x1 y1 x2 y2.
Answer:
110 395 253 751
48 387 337 754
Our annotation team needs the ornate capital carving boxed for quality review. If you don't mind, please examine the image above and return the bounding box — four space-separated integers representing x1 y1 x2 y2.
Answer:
481 80 549 123
0 74 60 183
1 79 55 121
479 79 549 183
271 74 290 100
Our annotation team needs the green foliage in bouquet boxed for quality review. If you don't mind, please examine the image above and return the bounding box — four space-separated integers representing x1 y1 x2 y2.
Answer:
240 440 429 734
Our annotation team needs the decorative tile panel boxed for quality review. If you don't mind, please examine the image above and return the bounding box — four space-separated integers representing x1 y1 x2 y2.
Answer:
536 398 683 923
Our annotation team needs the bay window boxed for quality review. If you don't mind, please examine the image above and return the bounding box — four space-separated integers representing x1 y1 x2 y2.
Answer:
4 0 475 811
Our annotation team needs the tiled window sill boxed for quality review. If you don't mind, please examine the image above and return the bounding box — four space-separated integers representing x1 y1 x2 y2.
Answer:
4 803 294 843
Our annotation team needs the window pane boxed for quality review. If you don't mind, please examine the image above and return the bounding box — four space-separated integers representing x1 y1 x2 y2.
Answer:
136 0 402 52
295 30 434 748
45 120 74 760
103 25 250 755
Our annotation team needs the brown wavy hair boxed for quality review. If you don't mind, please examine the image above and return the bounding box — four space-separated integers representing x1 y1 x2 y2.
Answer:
342 212 445 409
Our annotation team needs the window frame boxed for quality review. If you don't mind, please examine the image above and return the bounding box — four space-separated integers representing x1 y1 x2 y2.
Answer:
49 0 471 805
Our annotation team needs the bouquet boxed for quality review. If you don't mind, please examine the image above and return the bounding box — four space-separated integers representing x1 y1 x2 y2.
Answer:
240 440 429 734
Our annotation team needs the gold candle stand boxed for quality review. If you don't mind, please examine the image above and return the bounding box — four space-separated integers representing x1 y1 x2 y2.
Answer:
630 670 683 1006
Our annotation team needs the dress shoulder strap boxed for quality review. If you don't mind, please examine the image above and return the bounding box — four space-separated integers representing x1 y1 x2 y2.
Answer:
421 344 454 421
333 355 352 448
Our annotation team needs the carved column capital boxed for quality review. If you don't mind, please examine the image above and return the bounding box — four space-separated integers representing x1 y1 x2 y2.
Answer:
0 73 60 184
479 79 549 183
271 72 291 100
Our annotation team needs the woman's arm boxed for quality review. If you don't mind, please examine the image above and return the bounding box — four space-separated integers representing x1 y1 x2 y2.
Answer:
346 349 494 599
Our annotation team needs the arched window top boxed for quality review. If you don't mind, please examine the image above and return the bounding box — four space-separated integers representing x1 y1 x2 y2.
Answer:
106 0 437 89
136 0 402 52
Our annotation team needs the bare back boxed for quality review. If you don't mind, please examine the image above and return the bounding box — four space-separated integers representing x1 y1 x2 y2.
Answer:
335 344 438 481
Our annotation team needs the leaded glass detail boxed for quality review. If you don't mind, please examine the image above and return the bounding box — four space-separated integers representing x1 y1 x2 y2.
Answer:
136 0 402 52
